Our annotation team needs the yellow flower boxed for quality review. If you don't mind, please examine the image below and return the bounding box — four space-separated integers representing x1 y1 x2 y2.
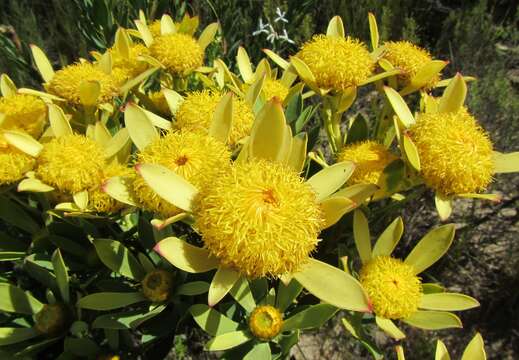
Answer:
382 41 439 88
150 33 203 74
148 20 162 38
360 256 422 319
409 108 494 195
0 94 47 138
36 134 106 193
0 147 35 185
175 90 254 146
337 140 397 185
133 131 230 217
248 305 284 340
262 78 289 101
110 43 150 84
141 269 174 303
148 91 171 116
194 159 324 278
46 62 118 105
90 163 133 213
296 35 374 91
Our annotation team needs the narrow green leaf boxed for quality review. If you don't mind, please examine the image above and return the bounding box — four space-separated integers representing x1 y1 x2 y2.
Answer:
64 337 100 357
237 47 254 83
307 161 355 202
276 279 303 312
229 277 256 313
0 74 16 97
334 183 379 204
282 304 338 331
189 304 240 336
402 134 421 171
346 114 369 145
92 305 166 329
198 23 219 51
0 283 44 315
30 44 54 82
102 176 137 206
375 316 405 339
368 13 379 49
419 293 480 311
176 281 210 296
435 340 451 360
0 327 39 346
77 292 146 311
353 210 371 263
2 130 43 157
48 104 73 137
93 239 145 281
243 342 271 360
51 249 69 304
154 237 219 273
205 330 251 351
435 194 453 221
287 132 307 173
383 86 415 127
372 217 404 257
403 310 462 330
208 267 240 307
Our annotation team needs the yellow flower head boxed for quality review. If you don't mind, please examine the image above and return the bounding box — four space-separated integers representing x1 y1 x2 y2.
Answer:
34 303 70 335
409 109 494 195
148 20 162 38
0 147 35 185
150 33 203 74
382 41 438 88
133 131 230 217
141 269 174 303
175 90 254 146
36 134 106 193
360 256 422 319
194 159 324 278
337 140 397 185
0 94 47 138
262 79 289 101
46 62 119 105
110 43 150 84
296 35 374 91
90 163 134 213
249 305 284 341
148 91 171 116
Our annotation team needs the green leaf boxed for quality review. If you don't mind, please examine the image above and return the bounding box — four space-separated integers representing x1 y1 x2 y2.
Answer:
175 281 210 296
124 103 158 150
79 80 100 106
0 73 16 97
276 279 303 312
438 73 466 113
375 316 405 340
461 333 486 360
77 292 146 311
282 304 338 331
346 114 369 144
435 194 453 221
205 330 251 351
237 47 254 83
403 310 462 330
383 86 415 127
92 305 166 329
368 13 379 49
419 293 479 311
154 237 218 273
285 91 302 124
402 134 421 172
17 178 54 193
30 44 54 83
93 239 145 281
293 259 370 312
404 224 455 274
372 217 404 257
208 267 241 307
353 210 371 264
307 161 355 202
198 23 219 51
492 151 519 173
422 283 445 294
102 176 137 206
0 283 44 314
321 196 356 229
295 105 318 133
189 304 240 336
435 340 451 360
0 252 25 261
64 337 100 357
243 342 271 360
51 249 69 304
287 132 307 173
326 16 345 38
0 195 40 234
0 327 39 346
229 277 256 313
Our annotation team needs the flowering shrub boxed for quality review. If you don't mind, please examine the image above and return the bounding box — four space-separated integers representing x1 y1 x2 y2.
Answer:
0 10 517 359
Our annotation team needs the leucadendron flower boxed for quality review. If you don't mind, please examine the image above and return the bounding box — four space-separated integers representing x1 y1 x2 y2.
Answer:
137 99 374 312
384 74 519 219
348 211 479 340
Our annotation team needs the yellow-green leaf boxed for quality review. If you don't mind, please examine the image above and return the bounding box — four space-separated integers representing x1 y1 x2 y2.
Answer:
97 51 112 75
321 196 356 229
198 22 219 51
136 163 198 212
237 47 254 83
114 28 131 59
0 73 16 97
396 345 405 360
124 103 158 150
94 121 112 146
263 49 289 69
326 16 345 38
79 80 101 106
375 316 405 340
368 12 379 49
30 44 54 82
372 216 404 257
0 328 39 346
104 128 130 159
77 292 146 311
287 132 308 173
189 304 240 336
205 330 251 351
404 224 455 274
461 333 486 360
435 340 451 360
245 74 265 107
208 267 240 307
154 237 219 273
360 69 402 86
17 178 54 192
307 161 355 202
163 88 184 115
209 92 233 143
250 99 286 161
120 67 159 94
51 249 70 303
420 293 480 311
140 107 172 130
334 183 379 204
290 56 316 84
492 151 519 173
402 133 421 171
435 193 452 221
438 73 467 113
2 130 43 157
229 277 256 313
293 258 370 312
383 86 415 127
48 104 73 137
73 190 89 210
160 14 176 35
0 283 44 315
134 20 153 46
403 310 461 330
353 209 371 263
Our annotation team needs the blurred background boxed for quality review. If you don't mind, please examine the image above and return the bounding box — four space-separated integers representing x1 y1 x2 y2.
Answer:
1 1 518 359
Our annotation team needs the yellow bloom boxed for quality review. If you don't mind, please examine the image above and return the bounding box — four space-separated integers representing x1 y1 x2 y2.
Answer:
0 94 47 138
133 131 230 217
90 163 133 213
296 35 374 91
360 256 422 319
36 134 105 193
262 78 289 101
337 140 397 185
382 41 439 88
0 147 35 185
150 33 203 74
141 269 174 303
148 91 171 116
175 90 254 146
46 62 118 105
194 159 324 278
148 20 162 38
409 109 494 195
110 43 150 84
248 305 284 340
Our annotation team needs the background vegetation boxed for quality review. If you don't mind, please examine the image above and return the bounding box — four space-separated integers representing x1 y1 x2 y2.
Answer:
1 0 518 358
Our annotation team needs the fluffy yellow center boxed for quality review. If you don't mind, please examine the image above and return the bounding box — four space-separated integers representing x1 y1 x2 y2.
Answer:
110 43 150 84
36 134 106 193
0 147 35 185
296 35 374 91
338 140 397 185
174 90 254 146
46 62 118 105
360 256 422 319
409 109 494 195
248 305 284 341
194 159 324 278
150 33 203 74
0 94 47 138
141 269 174 303
262 79 289 101
133 131 230 217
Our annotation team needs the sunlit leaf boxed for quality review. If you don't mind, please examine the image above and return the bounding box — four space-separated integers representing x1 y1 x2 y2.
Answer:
154 237 219 273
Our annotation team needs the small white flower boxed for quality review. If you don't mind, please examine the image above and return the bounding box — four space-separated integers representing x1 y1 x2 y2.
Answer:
274 7 288 23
